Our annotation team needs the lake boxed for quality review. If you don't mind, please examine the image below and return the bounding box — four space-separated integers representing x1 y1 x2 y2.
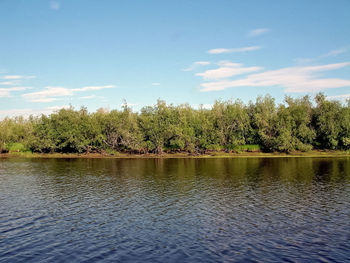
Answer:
0 157 349 262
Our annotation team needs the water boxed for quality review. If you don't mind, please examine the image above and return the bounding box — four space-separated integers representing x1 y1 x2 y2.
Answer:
0 157 349 262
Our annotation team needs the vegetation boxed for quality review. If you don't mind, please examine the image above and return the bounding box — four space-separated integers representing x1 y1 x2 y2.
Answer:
1 94 349 155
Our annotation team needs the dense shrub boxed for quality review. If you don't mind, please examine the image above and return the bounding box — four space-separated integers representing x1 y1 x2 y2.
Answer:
0 94 349 154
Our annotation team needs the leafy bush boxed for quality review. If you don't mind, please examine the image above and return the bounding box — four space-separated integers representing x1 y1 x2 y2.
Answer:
8 143 30 153
0 94 349 154
235 144 261 152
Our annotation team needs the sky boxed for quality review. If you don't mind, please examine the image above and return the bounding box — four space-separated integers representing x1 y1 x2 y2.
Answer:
0 0 350 118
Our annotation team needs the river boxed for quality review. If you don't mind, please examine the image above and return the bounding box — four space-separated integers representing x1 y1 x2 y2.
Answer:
0 158 349 262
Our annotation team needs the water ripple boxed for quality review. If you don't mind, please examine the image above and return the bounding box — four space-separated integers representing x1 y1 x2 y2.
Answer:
0 158 349 262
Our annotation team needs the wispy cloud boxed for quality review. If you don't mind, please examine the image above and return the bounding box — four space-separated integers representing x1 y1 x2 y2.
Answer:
0 80 21 86
22 86 73 102
295 47 349 64
79 95 97 100
46 105 70 111
320 48 348 58
0 87 31 97
217 61 242 67
327 93 350 100
293 58 315 65
199 62 350 93
208 46 261 54
72 85 115 92
247 28 270 37
50 1 60 10
0 74 35 88
151 82 161 86
22 85 115 102
0 105 69 119
1 75 35 80
183 61 211 71
196 61 262 80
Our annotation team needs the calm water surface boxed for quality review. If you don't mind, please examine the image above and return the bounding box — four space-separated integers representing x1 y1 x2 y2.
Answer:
0 157 349 262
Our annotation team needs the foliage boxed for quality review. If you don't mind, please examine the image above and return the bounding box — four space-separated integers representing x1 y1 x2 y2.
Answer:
274 96 315 152
249 95 278 151
235 144 261 152
8 143 30 153
0 94 349 154
313 94 342 149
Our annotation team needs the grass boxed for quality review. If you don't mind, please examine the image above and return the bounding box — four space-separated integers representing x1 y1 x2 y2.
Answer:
234 144 261 152
1 150 349 159
7 143 31 153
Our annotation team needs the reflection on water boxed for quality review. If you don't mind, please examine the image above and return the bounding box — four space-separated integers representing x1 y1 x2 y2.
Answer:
0 158 349 262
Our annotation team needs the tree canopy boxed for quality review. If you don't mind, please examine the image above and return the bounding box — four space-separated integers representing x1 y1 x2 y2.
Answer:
1 94 349 154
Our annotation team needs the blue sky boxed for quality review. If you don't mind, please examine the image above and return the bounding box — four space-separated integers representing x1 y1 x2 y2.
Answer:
1 0 350 117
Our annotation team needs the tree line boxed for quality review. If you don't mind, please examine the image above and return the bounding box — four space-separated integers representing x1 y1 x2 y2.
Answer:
1 93 349 154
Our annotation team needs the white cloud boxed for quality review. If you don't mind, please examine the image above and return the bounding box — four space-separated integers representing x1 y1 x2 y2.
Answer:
248 28 270 37
0 75 35 90
301 62 350 72
0 87 31 97
0 105 69 119
194 61 211 66
2 75 22 80
208 46 261 54
199 62 350 93
79 95 97 99
294 47 349 64
22 86 73 102
151 82 161 86
183 61 210 71
46 105 70 111
29 98 59 103
196 61 262 80
217 61 242 67
327 93 350 100
321 48 347 58
191 103 213 109
0 80 21 86
294 58 314 65
1 75 35 80
50 1 60 10
22 85 115 102
72 85 115 92
0 90 8 97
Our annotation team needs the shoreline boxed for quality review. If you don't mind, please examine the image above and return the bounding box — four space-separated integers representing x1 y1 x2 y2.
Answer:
1 150 349 159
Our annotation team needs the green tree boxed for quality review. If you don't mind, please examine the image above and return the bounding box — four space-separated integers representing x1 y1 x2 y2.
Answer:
274 96 315 152
339 99 350 150
250 95 278 151
138 100 180 154
0 116 33 152
31 107 103 153
97 105 144 153
313 93 342 149
211 100 250 150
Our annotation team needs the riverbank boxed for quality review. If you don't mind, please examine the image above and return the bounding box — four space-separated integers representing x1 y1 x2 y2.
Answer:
1 150 349 159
